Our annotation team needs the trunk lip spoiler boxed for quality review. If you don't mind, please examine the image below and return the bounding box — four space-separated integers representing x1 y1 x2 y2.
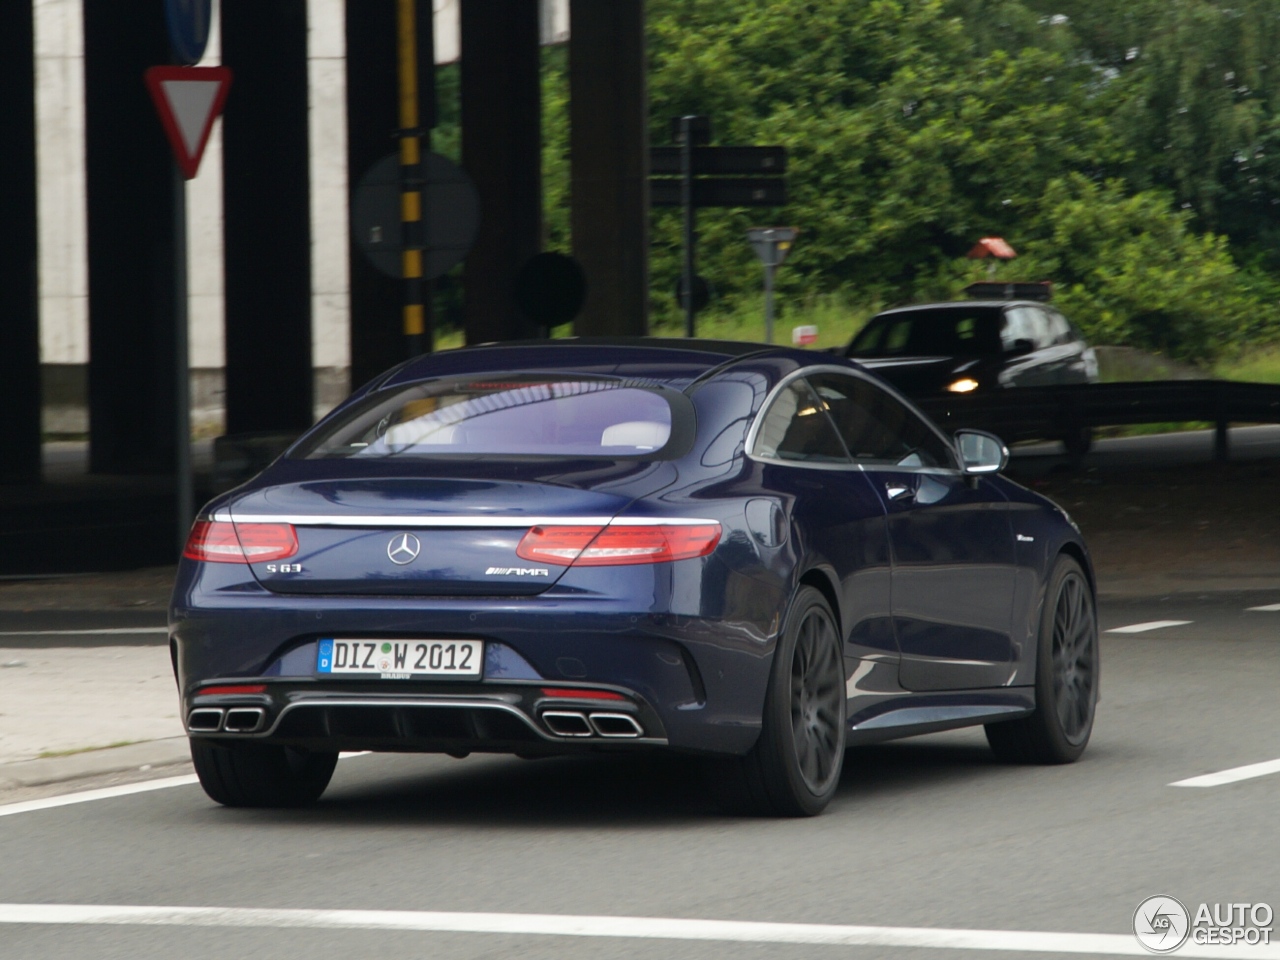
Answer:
215 510 718 528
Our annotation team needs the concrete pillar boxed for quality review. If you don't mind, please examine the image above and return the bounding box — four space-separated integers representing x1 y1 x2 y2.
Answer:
460 0 542 344
221 0 314 434
83 0 178 474
0 0 41 482
569 0 649 337
346 0 404 388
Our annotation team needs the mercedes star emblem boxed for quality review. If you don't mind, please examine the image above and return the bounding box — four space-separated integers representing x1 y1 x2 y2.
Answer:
387 533 421 565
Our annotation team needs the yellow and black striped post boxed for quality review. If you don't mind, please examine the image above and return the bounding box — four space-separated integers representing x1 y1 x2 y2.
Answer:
397 0 428 355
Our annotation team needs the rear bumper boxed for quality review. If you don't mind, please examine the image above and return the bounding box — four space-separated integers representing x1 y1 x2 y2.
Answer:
183 681 668 755
171 563 779 757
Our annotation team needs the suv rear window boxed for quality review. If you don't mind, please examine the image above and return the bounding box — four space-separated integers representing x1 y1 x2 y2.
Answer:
295 377 684 460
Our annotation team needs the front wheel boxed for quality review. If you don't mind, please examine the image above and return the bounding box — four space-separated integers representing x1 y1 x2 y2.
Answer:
191 740 338 808
709 586 846 816
986 554 1098 763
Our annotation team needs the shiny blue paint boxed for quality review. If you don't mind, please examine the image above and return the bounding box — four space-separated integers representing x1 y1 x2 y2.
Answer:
172 340 1090 760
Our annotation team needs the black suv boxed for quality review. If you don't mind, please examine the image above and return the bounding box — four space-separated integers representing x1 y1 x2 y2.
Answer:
845 300 1098 396
844 298 1099 456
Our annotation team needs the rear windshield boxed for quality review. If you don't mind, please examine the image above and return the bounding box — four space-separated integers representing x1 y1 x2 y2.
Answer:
849 309 1003 358
294 376 682 459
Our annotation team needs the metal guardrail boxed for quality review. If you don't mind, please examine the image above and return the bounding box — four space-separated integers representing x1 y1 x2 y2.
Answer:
916 380 1280 460
210 380 1280 492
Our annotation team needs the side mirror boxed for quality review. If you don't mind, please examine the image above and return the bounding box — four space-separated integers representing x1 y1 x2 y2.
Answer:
955 429 1008 475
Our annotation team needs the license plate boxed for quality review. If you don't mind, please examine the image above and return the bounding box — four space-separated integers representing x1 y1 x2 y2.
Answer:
316 639 483 679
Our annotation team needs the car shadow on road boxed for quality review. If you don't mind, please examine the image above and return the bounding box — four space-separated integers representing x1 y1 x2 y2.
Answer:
181 734 1011 829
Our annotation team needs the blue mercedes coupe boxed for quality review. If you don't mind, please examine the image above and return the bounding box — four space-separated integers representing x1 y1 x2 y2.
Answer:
171 339 1098 816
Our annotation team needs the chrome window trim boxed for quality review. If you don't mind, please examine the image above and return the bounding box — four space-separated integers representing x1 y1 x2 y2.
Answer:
744 364 962 474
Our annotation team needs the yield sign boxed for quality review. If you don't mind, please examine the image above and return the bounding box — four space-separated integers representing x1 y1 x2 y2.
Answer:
144 66 232 179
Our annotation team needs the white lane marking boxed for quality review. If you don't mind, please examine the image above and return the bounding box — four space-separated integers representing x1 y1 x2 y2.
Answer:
0 776 199 818
1171 757 1280 788
0 753 372 818
0 627 169 637
1 904 1268 957
1246 603 1280 612
1105 620 1192 634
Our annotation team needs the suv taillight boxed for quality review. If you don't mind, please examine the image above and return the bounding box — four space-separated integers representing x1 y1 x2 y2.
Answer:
183 520 298 564
516 523 721 566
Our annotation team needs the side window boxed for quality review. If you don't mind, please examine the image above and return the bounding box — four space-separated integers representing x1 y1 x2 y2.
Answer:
1046 309 1072 345
751 379 851 464
1002 307 1048 350
807 372 957 469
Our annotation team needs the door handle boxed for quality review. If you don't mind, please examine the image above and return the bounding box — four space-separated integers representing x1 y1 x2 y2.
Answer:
885 483 915 502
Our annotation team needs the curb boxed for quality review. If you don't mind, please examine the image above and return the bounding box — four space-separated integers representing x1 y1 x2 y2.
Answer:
0 737 191 790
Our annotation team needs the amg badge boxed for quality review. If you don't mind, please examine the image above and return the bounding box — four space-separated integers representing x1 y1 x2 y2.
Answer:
485 567 550 577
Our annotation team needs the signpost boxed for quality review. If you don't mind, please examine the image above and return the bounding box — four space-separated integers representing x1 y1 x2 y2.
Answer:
746 226 799 343
145 65 231 555
650 117 787 337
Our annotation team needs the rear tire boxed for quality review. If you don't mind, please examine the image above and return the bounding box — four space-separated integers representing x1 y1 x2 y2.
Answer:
191 739 338 808
708 586 845 816
985 555 1098 763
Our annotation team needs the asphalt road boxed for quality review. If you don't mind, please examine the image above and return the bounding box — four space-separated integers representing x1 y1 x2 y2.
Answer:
0 594 1277 959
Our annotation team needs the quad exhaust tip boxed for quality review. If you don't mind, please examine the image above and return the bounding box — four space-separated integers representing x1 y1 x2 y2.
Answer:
541 711 593 737
187 706 266 734
223 707 266 733
187 708 224 732
588 713 643 738
541 710 644 739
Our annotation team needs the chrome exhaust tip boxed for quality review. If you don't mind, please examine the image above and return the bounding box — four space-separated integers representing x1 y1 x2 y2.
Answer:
541 711 593 737
187 708 225 733
588 712 644 738
223 707 266 733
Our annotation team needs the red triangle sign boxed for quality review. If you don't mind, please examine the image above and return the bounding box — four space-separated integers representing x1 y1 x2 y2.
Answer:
145 66 232 180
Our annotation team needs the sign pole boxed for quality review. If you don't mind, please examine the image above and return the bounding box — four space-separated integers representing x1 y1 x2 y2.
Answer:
173 161 192 553
763 261 776 344
680 116 696 338
398 0 428 357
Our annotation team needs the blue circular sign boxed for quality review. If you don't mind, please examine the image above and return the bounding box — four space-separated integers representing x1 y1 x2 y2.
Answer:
165 0 213 66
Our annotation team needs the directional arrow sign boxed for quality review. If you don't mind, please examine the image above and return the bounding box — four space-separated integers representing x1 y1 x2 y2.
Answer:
144 66 232 179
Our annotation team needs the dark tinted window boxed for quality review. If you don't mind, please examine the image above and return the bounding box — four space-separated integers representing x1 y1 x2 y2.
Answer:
296 377 679 459
751 380 851 464
806 372 956 469
849 309 1003 358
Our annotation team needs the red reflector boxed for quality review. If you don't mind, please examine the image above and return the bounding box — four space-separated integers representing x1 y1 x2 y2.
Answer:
539 687 627 701
182 520 298 564
516 523 721 567
198 684 267 696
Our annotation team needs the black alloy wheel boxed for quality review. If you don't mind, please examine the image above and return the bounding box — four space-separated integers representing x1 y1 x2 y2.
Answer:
708 585 846 816
986 554 1098 763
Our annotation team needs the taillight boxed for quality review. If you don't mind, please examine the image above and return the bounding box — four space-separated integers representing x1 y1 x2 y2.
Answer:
183 520 298 564
516 522 721 566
